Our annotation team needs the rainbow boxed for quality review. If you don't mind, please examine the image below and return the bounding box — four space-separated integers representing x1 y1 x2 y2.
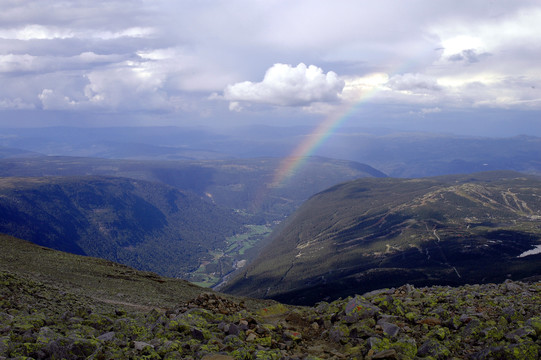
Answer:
250 80 384 211
270 95 373 188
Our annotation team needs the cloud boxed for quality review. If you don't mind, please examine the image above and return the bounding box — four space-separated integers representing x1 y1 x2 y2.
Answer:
38 88 77 110
0 24 154 41
0 52 122 74
82 62 170 110
409 107 442 117
223 63 345 108
388 73 441 93
0 0 540 130
447 49 490 64
228 101 243 112
0 97 35 110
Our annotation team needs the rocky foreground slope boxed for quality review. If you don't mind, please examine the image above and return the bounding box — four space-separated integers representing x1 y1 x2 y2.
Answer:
1 269 540 359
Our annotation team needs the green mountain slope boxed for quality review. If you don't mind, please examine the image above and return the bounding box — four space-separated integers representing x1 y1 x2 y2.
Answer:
0 234 208 309
223 171 541 305
0 176 243 278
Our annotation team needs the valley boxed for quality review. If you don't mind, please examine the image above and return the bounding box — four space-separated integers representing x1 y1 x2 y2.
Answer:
0 155 383 287
187 224 273 287
0 127 540 303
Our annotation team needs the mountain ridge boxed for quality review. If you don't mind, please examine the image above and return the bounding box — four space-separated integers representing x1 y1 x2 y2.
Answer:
223 171 541 305
0 155 385 222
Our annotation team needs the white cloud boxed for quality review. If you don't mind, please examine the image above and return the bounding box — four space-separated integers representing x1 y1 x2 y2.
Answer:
224 63 345 108
228 101 243 112
38 88 77 110
0 24 155 41
0 54 37 72
0 52 122 73
82 62 170 110
0 97 35 110
340 73 389 103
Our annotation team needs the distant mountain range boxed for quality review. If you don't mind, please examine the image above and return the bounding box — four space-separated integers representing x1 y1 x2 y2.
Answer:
223 171 541 305
1 126 540 178
0 155 384 223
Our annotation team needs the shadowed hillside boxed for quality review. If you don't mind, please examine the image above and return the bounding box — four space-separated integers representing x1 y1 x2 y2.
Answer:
0 176 243 278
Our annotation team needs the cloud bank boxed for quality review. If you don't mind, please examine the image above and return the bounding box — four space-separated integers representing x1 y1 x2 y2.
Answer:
0 0 540 132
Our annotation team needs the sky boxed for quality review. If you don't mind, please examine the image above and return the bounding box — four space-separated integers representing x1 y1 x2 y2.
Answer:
1 0 541 135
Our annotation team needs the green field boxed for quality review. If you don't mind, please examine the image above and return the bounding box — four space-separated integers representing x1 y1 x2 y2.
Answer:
188 224 273 287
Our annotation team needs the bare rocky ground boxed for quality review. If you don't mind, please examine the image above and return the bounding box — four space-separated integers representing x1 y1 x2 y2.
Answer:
1 270 540 359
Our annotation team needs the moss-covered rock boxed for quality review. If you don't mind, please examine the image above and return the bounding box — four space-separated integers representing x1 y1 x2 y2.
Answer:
343 295 382 323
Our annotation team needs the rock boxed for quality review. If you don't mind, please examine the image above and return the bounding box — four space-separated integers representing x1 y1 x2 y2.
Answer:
505 326 536 341
504 280 522 293
372 349 397 359
0 312 13 325
134 341 154 351
239 319 249 330
283 330 302 341
227 323 240 336
201 355 235 360
474 342 539 360
417 317 441 326
36 326 59 344
416 338 450 359
525 317 541 338
459 313 473 324
44 337 75 360
0 336 10 356
252 349 283 359
329 324 349 343
69 339 100 358
502 306 522 322
378 321 400 338
343 296 381 323
191 327 206 341
246 332 257 342
444 316 462 330
97 331 115 342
